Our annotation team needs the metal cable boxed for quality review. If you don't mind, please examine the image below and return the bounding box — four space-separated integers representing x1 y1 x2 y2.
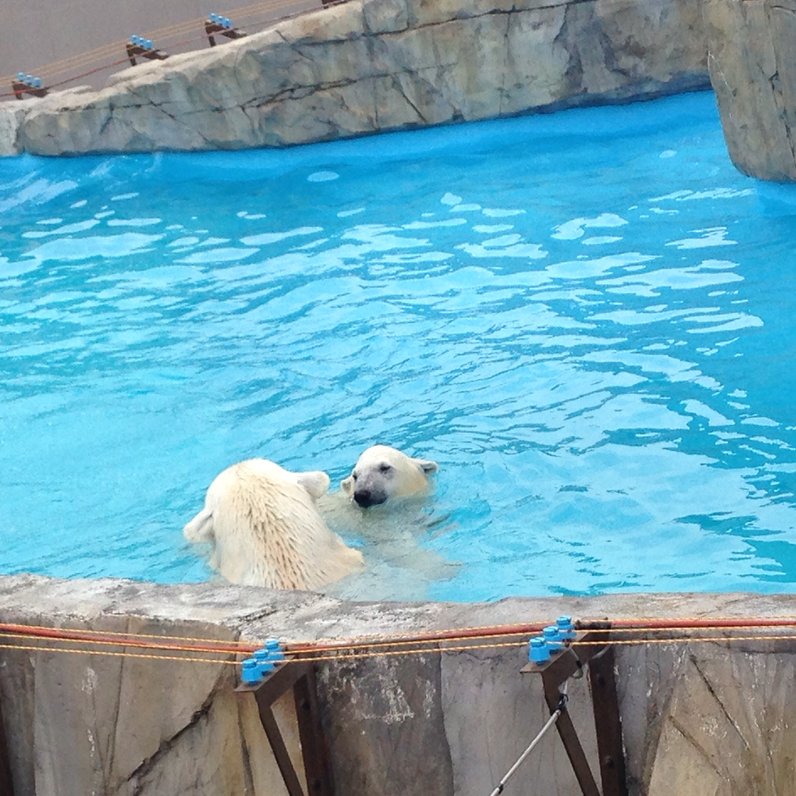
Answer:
488 702 564 796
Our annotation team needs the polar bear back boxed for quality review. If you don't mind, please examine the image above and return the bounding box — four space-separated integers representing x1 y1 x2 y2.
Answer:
197 458 363 590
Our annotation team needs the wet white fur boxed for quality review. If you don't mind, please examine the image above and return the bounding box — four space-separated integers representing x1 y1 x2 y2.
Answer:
184 458 364 590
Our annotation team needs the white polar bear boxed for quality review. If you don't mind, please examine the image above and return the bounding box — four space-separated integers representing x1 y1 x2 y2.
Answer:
341 445 438 508
183 458 364 590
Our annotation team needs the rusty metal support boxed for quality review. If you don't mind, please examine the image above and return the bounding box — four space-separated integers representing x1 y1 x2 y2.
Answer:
588 643 627 796
204 21 247 47
125 43 169 66
236 661 334 796
11 81 47 100
522 626 628 796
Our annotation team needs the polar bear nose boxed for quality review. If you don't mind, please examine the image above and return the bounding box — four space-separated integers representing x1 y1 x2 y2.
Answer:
354 488 385 508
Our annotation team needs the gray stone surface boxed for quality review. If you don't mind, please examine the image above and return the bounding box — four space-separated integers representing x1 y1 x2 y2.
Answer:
704 0 796 181
1 575 796 794
2 0 709 156
646 639 796 795
0 101 25 156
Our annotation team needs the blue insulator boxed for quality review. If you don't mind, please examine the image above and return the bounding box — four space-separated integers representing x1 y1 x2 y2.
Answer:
16 72 25 82
253 649 276 676
241 658 263 685
542 625 565 652
145 39 153 50
24 74 34 85
223 16 232 28
556 615 576 640
529 636 550 664
264 637 285 661
32 77 42 89
210 12 219 22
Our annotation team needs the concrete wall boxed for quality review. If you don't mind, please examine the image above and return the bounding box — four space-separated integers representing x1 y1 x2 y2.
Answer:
1 574 794 795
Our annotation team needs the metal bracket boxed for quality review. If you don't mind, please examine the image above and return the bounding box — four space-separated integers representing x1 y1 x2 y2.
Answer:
125 43 169 67
204 21 247 47
11 81 47 100
522 624 628 796
235 661 334 796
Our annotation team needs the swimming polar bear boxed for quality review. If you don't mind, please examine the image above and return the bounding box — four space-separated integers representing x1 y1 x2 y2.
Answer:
183 458 364 590
341 445 438 508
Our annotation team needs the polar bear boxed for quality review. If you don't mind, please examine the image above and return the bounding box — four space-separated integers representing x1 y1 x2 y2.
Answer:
183 458 364 590
341 445 438 508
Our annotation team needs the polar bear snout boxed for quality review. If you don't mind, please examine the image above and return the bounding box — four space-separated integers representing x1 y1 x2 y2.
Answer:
353 485 387 508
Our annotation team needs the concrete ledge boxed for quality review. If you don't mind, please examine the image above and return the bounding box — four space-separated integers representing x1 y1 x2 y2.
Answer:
0 574 793 794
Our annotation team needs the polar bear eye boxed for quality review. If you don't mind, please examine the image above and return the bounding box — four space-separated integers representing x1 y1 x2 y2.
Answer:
352 472 358 481
378 463 392 474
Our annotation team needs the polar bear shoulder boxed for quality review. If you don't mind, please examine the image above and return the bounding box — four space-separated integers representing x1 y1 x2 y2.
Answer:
184 458 363 590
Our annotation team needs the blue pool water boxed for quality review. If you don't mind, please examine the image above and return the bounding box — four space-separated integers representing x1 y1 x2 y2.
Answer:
3 90 796 602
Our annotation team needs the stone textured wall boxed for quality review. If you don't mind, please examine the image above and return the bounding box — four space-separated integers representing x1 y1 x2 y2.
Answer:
0 575 794 795
704 0 796 181
0 0 709 156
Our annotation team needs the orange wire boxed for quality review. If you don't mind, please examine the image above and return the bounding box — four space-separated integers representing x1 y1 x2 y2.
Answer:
4 616 796 657
3 630 795 669
1 0 309 86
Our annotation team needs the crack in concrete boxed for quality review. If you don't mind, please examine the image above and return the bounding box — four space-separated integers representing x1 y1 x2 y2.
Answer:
766 3 796 170
122 83 212 146
499 11 513 116
402 0 595 35
106 620 127 790
237 702 256 794
690 653 752 753
392 74 427 123
668 714 730 783
120 671 224 796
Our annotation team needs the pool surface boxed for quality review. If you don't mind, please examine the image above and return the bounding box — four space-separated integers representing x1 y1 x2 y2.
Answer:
3 90 796 601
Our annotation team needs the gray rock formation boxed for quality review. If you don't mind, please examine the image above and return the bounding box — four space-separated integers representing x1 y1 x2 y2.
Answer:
704 0 796 181
0 101 26 157
1 0 709 156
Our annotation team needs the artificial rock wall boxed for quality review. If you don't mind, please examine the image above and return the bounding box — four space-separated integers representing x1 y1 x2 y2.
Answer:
0 0 710 156
704 0 796 181
1 575 795 795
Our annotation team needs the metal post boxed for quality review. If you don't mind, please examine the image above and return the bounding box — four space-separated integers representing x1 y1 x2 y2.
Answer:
587 643 627 796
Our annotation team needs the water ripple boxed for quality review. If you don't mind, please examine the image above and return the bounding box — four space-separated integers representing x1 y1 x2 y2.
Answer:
3 92 796 600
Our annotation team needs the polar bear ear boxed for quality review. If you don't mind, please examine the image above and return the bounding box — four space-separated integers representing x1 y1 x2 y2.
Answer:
341 475 354 495
295 470 331 500
413 457 438 475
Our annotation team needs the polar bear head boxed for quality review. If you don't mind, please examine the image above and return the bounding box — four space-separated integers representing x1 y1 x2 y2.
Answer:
341 445 438 508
